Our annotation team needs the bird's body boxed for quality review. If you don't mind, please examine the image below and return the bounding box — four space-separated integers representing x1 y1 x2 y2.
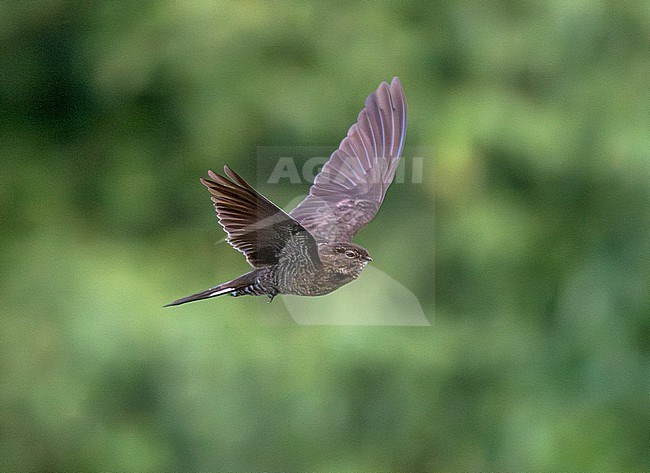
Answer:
166 77 407 307
168 241 371 304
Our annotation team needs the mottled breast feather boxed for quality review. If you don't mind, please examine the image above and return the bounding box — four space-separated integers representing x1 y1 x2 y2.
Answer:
290 77 407 242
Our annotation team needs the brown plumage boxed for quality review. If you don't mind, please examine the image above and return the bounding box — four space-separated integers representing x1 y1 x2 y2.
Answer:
166 77 407 306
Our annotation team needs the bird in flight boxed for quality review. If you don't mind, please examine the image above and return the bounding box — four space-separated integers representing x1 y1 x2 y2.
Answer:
166 77 407 306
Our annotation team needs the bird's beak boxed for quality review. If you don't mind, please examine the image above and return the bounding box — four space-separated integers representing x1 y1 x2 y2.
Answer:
363 255 373 262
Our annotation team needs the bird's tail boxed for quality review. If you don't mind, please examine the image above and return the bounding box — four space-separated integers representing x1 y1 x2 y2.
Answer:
164 272 257 307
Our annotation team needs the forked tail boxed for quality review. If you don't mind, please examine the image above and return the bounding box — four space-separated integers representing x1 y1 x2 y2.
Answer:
164 272 258 307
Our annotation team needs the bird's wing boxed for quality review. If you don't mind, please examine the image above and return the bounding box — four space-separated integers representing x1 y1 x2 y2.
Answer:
202 166 321 268
289 77 407 242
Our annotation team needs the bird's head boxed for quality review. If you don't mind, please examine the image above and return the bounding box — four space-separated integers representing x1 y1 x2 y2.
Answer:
318 242 372 278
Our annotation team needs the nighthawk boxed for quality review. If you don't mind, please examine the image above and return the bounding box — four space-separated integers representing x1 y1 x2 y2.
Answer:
166 77 407 306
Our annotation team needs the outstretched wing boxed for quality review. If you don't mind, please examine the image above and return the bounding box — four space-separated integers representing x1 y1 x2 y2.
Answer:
290 77 407 242
202 166 320 268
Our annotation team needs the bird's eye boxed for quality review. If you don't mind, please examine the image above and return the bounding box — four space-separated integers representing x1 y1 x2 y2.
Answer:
344 250 356 258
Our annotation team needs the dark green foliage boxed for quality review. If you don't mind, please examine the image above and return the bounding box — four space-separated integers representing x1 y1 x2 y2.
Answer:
0 1 647 471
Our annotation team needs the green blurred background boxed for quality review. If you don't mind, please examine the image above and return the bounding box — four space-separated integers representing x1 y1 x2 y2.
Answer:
1 1 648 471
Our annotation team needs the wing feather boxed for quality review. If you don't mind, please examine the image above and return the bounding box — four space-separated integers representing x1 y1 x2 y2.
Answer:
202 166 320 268
290 77 407 242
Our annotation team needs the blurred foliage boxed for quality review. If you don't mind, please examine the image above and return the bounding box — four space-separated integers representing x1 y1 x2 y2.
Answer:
1 1 648 471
